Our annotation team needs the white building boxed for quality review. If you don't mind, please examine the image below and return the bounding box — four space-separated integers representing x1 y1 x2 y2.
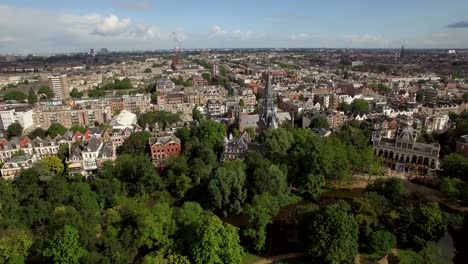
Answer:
109 110 137 129
0 108 33 131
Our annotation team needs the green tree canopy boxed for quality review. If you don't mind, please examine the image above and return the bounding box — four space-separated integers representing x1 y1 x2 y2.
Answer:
70 88 84 98
111 154 164 196
264 128 294 161
309 114 330 130
463 92 468 102
38 85 54 99
397 202 447 251
367 230 396 258
40 156 65 176
367 178 406 204
208 161 247 216
28 87 38 104
192 107 204 122
0 228 33 263
193 120 226 148
47 123 68 137
42 225 87 264
138 111 181 130
192 215 244 264
28 127 46 139
119 131 151 155
301 203 359 264
70 124 87 133
441 153 468 182
6 123 23 138
351 99 369 113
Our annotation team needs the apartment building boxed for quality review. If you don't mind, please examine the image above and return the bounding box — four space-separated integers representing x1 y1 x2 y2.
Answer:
48 75 70 101
33 106 111 128
0 107 33 130
122 94 150 114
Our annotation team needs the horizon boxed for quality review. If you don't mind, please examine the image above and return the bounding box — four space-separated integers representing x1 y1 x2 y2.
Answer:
1 0 468 53
3 47 468 57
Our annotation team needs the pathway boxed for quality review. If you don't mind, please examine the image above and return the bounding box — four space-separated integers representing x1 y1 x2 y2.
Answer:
252 253 307 264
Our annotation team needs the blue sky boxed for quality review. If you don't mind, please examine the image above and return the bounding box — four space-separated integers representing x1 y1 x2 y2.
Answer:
1 0 468 53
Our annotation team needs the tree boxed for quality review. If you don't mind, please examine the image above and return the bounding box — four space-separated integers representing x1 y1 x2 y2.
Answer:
40 156 65 176
0 179 22 228
441 153 468 181
42 225 87 264
4 90 28 101
338 102 352 113
112 154 164 196
367 230 396 258
398 202 447 251
194 120 226 148
70 124 87 133
192 107 204 122
439 177 461 198
377 83 391 94
300 174 324 199
208 161 247 216
144 68 152 73
70 88 83 98
138 111 181 130
151 92 158 104
239 99 245 107
0 228 33 263
28 127 46 139
243 194 299 252
119 131 151 155
6 123 23 138
250 163 288 197
367 178 406 204
38 85 54 99
351 99 369 113
28 87 37 104
192 215 244 264
463 92 468 102
47 123 67 137
309 114 330 130
264 128 294 161
202 73 211 82
301 203 359 264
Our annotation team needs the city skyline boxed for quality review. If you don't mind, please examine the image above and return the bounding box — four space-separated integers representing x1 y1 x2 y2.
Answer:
1 0 468 54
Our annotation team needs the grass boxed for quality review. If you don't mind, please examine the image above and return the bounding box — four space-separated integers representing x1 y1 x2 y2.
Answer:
397 249 422 264
242 253 264 264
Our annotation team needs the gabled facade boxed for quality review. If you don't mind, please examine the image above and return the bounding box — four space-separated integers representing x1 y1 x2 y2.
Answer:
149 135 181 168
221 131 251 162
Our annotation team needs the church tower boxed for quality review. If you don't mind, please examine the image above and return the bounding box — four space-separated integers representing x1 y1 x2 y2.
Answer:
258 70 278 131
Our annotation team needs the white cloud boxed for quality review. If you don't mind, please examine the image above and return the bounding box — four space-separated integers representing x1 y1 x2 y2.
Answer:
91 15 132 36
288 33 320 40
342 34 387 44
210 25 261 41
0 5 185 53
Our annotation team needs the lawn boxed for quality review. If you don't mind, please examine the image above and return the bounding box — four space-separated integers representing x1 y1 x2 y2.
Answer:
242 253 264 264
397 249 423 264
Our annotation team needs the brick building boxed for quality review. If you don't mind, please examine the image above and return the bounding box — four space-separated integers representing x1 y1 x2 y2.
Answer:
149 135 181 168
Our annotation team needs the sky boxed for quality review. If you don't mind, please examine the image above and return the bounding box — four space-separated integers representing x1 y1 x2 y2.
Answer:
1 0 468 54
